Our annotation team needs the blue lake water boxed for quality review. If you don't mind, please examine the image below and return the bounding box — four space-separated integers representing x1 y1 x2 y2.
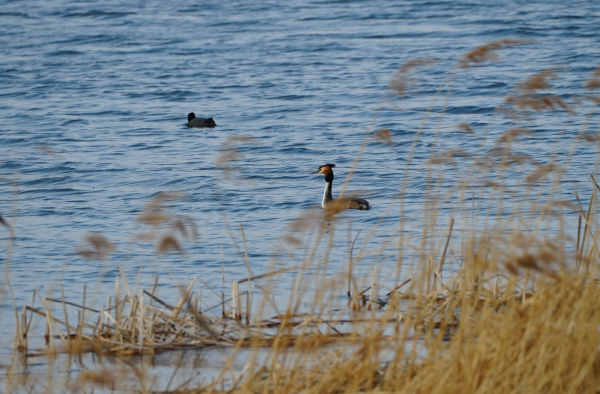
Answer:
1 0 600 350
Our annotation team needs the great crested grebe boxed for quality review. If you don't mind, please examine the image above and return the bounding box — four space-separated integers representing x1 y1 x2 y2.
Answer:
187 112 216 128
310 163 370 211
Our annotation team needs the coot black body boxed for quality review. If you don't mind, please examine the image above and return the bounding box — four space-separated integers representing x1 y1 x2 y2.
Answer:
187 112 216 128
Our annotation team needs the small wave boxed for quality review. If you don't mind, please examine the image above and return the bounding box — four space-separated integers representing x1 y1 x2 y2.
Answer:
0 91 27 99
45 50 84 57
0 161 25 169
480 82 510 90
0 12 34 18
62 119 88 125
364 32 436 39
152 90 197 100
1 138 29 145
72 110 132 117
21 187 81 195
445 106 495 115
268 94 314 100
62 10 135 19
280 145 310 154
22 176 69 186
138 145 164 150
161 178 187 187
50 34 121 46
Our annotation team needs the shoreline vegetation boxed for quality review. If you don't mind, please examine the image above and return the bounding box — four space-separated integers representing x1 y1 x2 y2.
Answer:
3 40 600 393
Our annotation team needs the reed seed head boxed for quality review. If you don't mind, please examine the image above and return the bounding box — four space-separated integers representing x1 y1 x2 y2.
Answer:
374 128 393 147
157 235 184 255
583 133 600 142
496 127 533 144
389 58 437 96
525 164 556 184
428 149 470 166
37 144 60 158
216 136 259 180
460 38 533 68
457 122 475 134
77 233 114 259
517 69 559 93
585 79 600 89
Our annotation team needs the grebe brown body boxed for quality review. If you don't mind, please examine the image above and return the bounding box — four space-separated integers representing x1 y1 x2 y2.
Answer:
310 163 370 211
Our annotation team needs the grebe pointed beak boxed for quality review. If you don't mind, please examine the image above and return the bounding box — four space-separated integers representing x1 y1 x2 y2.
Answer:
309 170 320 174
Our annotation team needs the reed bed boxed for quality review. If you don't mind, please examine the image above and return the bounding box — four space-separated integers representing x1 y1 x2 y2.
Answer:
3 40 600 393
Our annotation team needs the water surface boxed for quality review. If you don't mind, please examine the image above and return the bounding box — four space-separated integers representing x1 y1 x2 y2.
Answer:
1 0 600 349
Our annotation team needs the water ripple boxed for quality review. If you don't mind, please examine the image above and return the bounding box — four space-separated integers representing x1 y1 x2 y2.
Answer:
0 0 599 339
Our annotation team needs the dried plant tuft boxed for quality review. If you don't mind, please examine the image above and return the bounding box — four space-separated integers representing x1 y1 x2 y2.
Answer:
78 369 116 390
506 152 539 165
134 193 197 255
460 38 532 68
37 144 60 158
216 136 259 180
389 58 437 96
585 65 600 89
171 217 198 241
373 128 394 147
284 210 321 246
138 212 170 226
78 233 114 259
428 149 470 166
505 94 572 113
503 69 574 115
586 79 600 89
525 163 557 184
496 127 533 144
517 69 559 93
157 235 184 255
457 122 475 134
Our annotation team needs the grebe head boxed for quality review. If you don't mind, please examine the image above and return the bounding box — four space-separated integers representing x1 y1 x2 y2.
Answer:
310 163 335 182
188 112 196 122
